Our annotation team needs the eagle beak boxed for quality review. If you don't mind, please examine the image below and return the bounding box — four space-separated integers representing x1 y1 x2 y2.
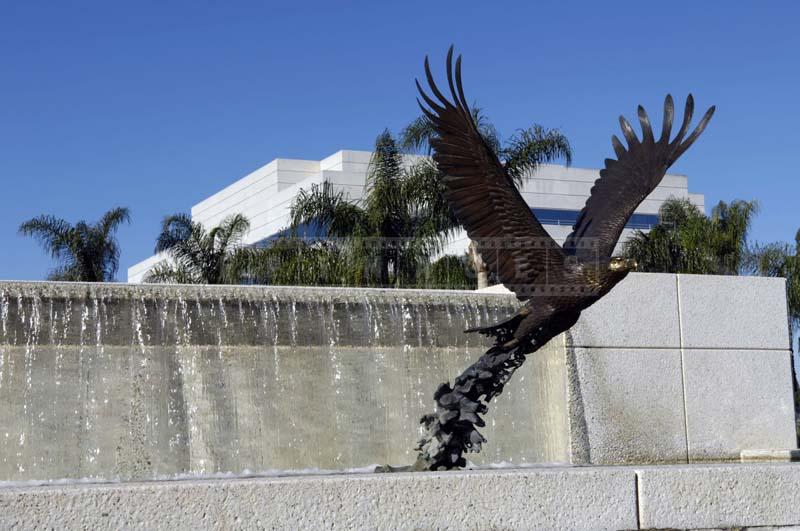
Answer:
627 259 638 271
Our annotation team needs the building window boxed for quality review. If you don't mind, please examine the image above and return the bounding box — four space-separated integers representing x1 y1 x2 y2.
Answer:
252 221 326 247
531 208 658 230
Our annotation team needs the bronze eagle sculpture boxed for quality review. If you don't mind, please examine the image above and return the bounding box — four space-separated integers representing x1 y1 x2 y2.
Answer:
413 48 715 470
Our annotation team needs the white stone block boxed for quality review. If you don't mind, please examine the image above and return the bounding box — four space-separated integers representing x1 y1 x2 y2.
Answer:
679 274 790 350
570 273 680 348
568 347 688 464
683 349 797 461
637 463 800 529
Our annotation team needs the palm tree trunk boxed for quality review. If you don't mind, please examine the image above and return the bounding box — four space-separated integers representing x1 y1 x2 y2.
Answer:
379 253 390 287
468 240 489 290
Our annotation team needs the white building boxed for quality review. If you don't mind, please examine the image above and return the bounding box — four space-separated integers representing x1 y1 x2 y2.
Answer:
127 150 705 283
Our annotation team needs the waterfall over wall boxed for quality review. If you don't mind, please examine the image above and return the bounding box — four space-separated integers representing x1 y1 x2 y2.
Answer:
0 282 568 482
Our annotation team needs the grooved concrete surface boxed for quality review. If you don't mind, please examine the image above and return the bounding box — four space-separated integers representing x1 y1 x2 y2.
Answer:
6 464 800 530
567 273 796 465
569 347 688 464
0 467 637 531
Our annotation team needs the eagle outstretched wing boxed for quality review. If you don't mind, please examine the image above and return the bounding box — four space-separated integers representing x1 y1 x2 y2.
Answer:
563 95 715 261
417 48 566 299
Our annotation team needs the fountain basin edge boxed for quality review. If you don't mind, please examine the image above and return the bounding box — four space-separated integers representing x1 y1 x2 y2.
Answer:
3 463 800 530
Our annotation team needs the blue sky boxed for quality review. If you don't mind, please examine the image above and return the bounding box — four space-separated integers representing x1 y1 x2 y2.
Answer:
1 1 798 281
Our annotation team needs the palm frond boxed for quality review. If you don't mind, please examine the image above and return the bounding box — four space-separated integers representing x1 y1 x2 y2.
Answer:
399 115 436 154
402 158 459 239
290 182 366 238
155 213 195 253
143 261 197 284
624 197 757 276
501 125 573 185
98 207 131 237
47 264 83 282
710 199 759 274
20 207 130 282
400 107 500 155
18 215 73 261
365 130 405 230
213 213 250 253
470 106 501 154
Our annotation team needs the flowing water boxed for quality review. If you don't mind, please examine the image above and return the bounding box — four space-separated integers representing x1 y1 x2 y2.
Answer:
0 282 569 482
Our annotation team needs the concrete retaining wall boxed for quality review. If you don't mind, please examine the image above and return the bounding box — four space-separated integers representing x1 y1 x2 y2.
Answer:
565 272 797 465
0 274 795 483
3 463 800 530
0 282 561 482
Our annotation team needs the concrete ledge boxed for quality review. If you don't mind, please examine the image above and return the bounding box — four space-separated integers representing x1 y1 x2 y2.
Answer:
0 467 636 531
637 463 800 530
6 464 800 530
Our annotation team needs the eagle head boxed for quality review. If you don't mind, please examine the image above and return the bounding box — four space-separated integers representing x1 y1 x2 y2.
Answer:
608 257 638 273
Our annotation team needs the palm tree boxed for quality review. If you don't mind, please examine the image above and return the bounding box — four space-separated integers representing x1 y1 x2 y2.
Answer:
227 237 352 287
144 213 251 284
417 254 476 290
399 111 572 287
710 200 761 274
19 207 130 282
623 198 759 275
289 130 454 288
288 113 571 289
196 110 568 290
747 229 800 333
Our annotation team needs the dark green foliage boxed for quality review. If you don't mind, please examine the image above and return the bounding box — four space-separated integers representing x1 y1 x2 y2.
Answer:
277 112 570 289
417 254 476 290
623 198 758 275
746 228 800 332
501 126 573 186
228 239 351 287
145 213 251 284
288 130 454 288
290 183 366 238
19 207 130 282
